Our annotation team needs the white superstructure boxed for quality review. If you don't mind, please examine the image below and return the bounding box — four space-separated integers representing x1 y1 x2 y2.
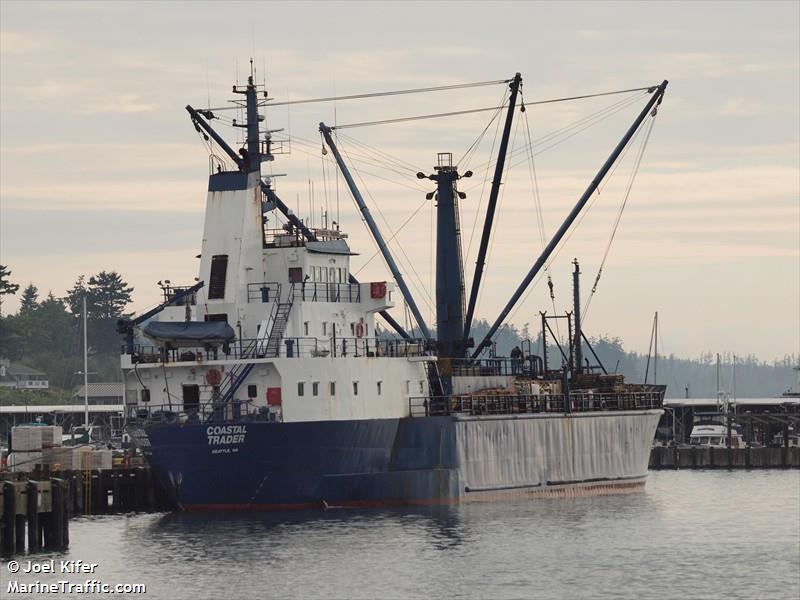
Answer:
122 169 431 423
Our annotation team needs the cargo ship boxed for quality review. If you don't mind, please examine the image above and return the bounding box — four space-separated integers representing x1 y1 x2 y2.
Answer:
120 68 667 509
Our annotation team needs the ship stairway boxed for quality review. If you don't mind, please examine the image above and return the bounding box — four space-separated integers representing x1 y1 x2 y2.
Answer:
426 360 447 415
216 357 256 406
215 285 295 406
262 299 293 358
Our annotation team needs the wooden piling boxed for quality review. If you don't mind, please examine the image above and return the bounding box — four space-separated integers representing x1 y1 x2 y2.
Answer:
48 478 65 550
15 515 26 553
26 480 39 552
112 470 121 511
1 481 15 556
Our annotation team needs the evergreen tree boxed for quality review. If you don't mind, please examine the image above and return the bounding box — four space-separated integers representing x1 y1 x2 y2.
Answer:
0 264 20 315
19 284 39 315
63 272 133 378
65 272 133 319
65 275 89 317
88 271 134 318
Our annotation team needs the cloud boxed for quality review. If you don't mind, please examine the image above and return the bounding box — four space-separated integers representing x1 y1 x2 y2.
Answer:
85 94 158 114
0 31 46 55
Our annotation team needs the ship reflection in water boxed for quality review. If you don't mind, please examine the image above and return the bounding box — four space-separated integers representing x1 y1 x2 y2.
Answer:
9 471 797 599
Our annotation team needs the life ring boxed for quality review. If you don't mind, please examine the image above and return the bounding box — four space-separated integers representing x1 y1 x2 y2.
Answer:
206 368 222 386
355 322 364 338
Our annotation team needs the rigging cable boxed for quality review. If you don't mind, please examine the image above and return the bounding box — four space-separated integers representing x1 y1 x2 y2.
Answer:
457 103 504 169
293 132 424 186
473 112 522 326
204 79 512 111
353 196 431 276
464 88 507 268
289 137 429 194
328 85 658 130
498 109 655 333
337 136 435 311
465 91 647 181
582 110 659 322
520 90 562 344
465 91 649 184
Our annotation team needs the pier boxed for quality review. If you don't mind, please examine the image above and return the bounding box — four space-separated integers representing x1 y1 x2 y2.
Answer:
1 476 68 556
1 467 173 558
649 446 800 470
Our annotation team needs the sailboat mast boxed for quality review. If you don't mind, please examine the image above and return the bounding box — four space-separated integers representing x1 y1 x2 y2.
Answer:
83 295 89 427
654 311 658 385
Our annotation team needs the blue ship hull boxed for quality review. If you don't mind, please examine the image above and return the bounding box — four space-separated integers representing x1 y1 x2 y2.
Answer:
140 417 459 509
137 410 661 510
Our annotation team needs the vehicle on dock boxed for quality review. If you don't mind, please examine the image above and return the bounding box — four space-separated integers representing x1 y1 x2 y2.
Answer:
121 67 668 510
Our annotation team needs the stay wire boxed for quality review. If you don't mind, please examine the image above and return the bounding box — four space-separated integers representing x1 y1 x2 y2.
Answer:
464 92 647 181
330 85 657 130
582 112 659 322
502 111 655 331
337 138 435 311
354 196 430 276
473 113 521 324
465 89 506 268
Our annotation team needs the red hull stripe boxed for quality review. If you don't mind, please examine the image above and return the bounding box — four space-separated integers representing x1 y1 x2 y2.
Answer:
181 479 646 512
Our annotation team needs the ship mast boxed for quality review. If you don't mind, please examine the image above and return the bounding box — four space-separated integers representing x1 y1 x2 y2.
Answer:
418 153 471 358
232 60 268 173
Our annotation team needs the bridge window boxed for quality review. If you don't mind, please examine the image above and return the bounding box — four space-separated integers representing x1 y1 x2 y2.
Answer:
322 322 328 336
247 384 257 399
297 382 305 397
304 322 309 336
353 381 359 396
312 382 319 396
208 254 228 299
329 382 336 396
377 381 382 395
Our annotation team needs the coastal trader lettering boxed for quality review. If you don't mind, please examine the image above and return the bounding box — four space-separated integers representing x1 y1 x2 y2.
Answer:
207 425 247 454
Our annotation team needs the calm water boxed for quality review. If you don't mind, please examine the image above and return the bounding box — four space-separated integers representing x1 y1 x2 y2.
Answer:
2 471 798 599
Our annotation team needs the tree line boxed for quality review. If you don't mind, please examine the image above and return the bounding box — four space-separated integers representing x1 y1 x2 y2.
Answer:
0 265 133 394
2 264 797 400
380 319 798 398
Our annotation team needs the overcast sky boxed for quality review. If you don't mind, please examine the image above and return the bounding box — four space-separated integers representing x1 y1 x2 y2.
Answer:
1 1 798 360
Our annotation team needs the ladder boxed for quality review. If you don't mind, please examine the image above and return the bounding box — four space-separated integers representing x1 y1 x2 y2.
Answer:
216 285 295 406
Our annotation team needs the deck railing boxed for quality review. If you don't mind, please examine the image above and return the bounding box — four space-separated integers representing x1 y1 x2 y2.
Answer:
246 281 361 304
130 399 274 426
123 336 427 364
409 390 664 417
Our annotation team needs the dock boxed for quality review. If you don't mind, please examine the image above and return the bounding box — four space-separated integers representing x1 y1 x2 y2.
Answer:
649 445 800 470
0 467 174 558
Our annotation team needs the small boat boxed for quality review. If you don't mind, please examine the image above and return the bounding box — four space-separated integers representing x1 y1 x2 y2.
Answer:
689 423 746 448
